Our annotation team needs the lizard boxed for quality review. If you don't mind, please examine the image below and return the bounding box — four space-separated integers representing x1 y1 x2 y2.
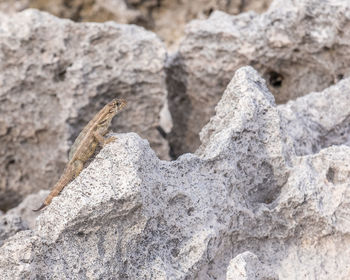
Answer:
33 98 127 212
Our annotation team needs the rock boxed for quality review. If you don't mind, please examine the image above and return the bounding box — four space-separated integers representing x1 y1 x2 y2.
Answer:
167 0 350 156
0 213 28 247
29 0 142 23
0 9 169 210
278 77 350 156
0 0 28 13
267 145 350 279
140 0 273 50
0 0 273 49
7 190 50 229
0 230 38 279
196 67 294 204
1 66 349 279
226 251 277 280
0 0 142 23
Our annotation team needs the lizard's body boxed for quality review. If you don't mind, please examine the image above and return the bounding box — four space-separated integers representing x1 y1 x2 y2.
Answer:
33 98 127 212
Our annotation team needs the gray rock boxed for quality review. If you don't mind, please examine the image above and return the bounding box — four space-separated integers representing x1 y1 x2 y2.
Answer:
0 0 273 49
0 213 28 247
0 230 37 280
226 251 277 280
0 9 169 210
1 67 350 279
261 145 350 280
7 190 50 229
0 0 28 13
167 0 350 156
278 77 350 156
197 67 294 204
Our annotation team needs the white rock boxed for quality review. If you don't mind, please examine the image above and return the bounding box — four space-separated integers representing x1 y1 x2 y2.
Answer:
0 9 169 210
1 67 350 279
167 0 350 156
226 251 277 280
278 77 350 156
7 190 50 229
0 213 28 247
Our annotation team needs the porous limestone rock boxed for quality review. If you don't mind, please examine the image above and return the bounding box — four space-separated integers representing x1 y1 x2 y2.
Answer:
167 0 350 156
0 213 28 247
226 251 277 280
278 77 350 156
1 67 350 279
6 190 49 229
0 9 169 210
0 0 273 49
138 0 273 50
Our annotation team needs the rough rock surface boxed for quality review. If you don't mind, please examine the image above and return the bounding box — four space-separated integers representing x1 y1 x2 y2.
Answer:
0 0 273 48
167 0 350 156
226 251 277 280
0 9 168 210
1 67 350 279
0 213 28 247
278 77 350 156
6 190 49 230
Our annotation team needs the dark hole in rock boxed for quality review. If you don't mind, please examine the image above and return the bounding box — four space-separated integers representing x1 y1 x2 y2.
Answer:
206 8 214 16
326 167 335 184
268 71 284 88
57 69 66 82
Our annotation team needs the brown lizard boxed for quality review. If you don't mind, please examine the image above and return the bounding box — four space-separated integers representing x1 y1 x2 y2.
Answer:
33 98 127 212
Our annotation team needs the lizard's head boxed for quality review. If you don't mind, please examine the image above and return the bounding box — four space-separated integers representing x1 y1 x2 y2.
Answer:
97 98 127 126
109 98 127 114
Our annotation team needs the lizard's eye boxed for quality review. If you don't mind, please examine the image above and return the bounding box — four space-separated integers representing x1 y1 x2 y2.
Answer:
116 101 121 107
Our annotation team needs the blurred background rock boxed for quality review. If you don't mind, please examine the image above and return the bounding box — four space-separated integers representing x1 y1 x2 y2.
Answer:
0 0 273 50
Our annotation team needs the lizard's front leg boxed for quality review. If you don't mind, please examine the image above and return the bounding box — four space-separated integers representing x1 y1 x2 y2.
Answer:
93 131 116 147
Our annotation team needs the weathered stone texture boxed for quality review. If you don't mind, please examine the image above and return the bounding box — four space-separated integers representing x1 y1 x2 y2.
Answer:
6 190 49 229
1 67 349 279
167 0 350 156
0 0 273 49
0 213 28 247
226 251 277 280
0 9 168 210
278 77 350 156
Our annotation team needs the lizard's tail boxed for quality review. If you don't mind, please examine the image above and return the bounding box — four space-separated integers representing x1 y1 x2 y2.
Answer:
32 165 76 212
32 203 47 212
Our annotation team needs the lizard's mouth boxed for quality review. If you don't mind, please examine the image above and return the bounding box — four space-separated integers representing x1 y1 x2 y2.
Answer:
119 99 127 109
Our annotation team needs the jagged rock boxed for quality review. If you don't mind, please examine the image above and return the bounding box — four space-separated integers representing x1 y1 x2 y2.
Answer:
138 0 273 50
0 213 28 247
196 67 293 204
278 77 350 156
167 0 350 156
1 67 349 279
7 190 49 229
0 9 169 210
226 251 277 280
0 0 273 49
